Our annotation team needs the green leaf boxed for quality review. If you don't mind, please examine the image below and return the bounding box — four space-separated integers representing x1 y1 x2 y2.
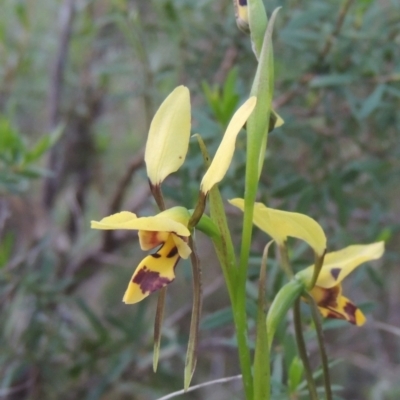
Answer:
266 279 304 349
200 307 233 331
310 74 355 87
288 356 304 394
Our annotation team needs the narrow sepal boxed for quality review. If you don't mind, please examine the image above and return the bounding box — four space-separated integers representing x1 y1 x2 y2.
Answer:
200 97 257 194
153 287 167 372
184 237 202 391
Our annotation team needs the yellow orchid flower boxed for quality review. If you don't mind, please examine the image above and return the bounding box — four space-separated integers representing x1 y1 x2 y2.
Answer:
297 242 384 326
91 207 191 304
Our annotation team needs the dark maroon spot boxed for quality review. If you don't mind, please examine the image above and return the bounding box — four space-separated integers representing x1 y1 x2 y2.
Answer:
330 268 341 281
318 286 340 308
133 266 172 294
151 253 161 259
239 0 247 5
326 311 342 320
166 246 178 258
343 302 358 324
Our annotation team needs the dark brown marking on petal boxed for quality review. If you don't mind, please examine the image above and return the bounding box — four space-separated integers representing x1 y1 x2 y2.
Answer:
151 253 161 259
326 311 342 320
317 286 340 308
239 0 247 5
166 246 178 258
330 268 341 281
343 302 358 324
133 266 172 294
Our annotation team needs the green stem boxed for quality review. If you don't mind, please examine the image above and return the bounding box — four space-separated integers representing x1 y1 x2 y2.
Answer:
293 299 319 400
253 242 273 399
306 293 333 400
278 244 294 279
209 188 253 400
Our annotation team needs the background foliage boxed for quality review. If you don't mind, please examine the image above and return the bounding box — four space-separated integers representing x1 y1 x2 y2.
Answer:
1 0 399 399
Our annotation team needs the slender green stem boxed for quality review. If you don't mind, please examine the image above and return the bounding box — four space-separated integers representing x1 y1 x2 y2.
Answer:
293 299 319 400
278 244 294 279
306 293 333 400
209 187 253 400
253 242 273 399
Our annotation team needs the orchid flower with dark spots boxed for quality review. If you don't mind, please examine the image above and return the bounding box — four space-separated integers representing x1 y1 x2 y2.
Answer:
297 242 384 326
91 207 191 304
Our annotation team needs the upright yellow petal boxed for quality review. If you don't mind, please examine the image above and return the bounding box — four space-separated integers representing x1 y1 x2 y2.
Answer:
229 198 326 256
145 86 191 185
200 96 257 194
306 242 384 289
123 235 180 304
172 234 192 259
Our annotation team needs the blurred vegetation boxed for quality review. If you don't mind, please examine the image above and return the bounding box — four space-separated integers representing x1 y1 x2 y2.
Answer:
0 0 399 399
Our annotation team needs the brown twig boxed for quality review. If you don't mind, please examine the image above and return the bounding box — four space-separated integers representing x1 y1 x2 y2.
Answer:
102 151 145 251
43 0 76 209
318 0 355 65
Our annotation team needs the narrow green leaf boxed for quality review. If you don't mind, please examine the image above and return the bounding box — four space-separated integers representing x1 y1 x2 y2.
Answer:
288 356 304 394
266 279 304 349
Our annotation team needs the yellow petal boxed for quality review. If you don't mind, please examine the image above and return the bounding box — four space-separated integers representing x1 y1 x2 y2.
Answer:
200 97 257 193
123 235 180 304
145 86 191 185
172 234 192 259
317 295 366 326
229 198 326 256
301 242 384 289
91 208 190 237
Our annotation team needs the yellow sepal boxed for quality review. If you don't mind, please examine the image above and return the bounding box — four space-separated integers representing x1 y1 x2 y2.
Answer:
145 85 191 185
229 198 326 256
91 207 190 237
200 97 257 193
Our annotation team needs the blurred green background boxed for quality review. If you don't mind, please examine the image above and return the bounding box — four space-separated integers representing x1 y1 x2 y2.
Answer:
1 0 399 399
